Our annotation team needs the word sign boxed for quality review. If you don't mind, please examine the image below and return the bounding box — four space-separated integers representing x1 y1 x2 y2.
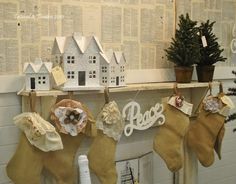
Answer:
122 101 165 136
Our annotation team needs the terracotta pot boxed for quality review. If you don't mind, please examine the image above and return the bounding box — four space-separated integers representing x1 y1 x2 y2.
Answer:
196 65 215 82
174 66 194 83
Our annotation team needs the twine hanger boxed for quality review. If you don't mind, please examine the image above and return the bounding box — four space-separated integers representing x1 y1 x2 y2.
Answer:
104 87 110 104
68 91 74 100
173 83 181 96
29 91 36 113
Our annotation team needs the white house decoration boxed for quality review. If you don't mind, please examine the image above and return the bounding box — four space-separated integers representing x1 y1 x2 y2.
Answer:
51 32 126 91
23 58 52 91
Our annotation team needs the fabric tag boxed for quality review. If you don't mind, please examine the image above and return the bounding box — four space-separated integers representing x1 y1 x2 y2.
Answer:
201 36 207 47
51 66 67 86
168 96 193 116
220 95 235 109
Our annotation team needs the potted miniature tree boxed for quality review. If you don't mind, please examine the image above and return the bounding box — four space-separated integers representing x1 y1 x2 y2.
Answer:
196 20 226 82
165 13 200 83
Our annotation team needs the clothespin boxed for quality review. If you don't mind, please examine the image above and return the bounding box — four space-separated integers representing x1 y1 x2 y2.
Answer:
173 83 184 108
68 91 74 99
29 90 36 112
219 81 223 93
173 83 180 95
208 82 212 96
104 87 110 104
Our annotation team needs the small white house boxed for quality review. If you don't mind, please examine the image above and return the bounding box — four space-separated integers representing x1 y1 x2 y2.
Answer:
51 32 126 90
23 58 52 91
100 49 126 87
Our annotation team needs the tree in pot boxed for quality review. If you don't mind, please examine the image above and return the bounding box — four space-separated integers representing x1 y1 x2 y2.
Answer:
196 20 226 82
165 13 200 83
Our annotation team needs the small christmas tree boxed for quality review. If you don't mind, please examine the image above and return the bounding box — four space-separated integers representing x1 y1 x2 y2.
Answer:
165 13 200 67
226 70 236 132
198 20 226 66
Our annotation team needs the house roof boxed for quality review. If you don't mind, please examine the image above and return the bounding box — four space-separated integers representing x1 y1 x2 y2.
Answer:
23 58 52 74
55 37 66 54
104 49 126 64
53 32 104 54
99 52 110 64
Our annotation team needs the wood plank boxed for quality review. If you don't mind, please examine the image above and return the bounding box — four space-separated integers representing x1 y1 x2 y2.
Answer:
19 81 220 97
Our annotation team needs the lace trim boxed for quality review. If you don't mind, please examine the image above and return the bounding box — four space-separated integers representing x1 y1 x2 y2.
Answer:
96 101 124 141
14 112 63 152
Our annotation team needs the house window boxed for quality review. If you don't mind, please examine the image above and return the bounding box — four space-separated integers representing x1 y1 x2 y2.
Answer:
67 71 75 79
93 56 96 63
67 56 75 64
111 66 115 73
102 76 107 83
55 56 58 63
110 77 115 83
88 56 96 64
38 76 46 84
89 71 96 78
120 66 125 72
121 76 125 82
102 66 107 73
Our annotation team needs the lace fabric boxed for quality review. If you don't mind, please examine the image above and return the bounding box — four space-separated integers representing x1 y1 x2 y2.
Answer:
54 107 87 136
203 95 233 117
96 101 124 141
14 112 63 152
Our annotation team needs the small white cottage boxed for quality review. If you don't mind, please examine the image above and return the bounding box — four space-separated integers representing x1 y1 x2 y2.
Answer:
23 58 52 91
51 32 126 90
100 49 126 87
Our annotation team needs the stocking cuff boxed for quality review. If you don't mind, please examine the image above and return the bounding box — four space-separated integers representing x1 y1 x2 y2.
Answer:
96 101 124 141
168 96 193 116
14 112 63 152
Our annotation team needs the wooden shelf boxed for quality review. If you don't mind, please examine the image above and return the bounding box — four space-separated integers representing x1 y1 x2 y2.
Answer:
19 81 220 97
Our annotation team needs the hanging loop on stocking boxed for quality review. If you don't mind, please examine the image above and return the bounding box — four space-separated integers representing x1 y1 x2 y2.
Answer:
68 91 74 99
173 83 184 108
104 87 110 104
208 82 212 96
29 91 36 113
219 81 224 94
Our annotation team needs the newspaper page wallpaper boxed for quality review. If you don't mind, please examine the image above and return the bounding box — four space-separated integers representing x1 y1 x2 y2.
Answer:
0 0 236 75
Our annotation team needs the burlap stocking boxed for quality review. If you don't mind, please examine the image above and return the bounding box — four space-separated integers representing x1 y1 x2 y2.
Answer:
88 99 124 184
214 125 225 160
6 134 44 184
186 101 226 167
153 98 190 172
88 130 117 184
48 98 96 183
7 97 96 184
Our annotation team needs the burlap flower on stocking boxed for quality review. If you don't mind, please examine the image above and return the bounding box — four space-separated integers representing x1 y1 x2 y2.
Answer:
54 106 87 136
203 96 223 113
51 99 96 137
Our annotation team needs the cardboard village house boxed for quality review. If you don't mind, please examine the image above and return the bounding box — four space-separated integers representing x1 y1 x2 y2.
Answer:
23 58 53 91
51 32 126 91
23 32 126 91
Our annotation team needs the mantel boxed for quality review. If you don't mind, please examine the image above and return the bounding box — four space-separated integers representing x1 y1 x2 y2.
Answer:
19 81 220 97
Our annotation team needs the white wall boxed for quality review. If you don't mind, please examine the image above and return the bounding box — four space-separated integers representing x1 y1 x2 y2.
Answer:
0 93 21 184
